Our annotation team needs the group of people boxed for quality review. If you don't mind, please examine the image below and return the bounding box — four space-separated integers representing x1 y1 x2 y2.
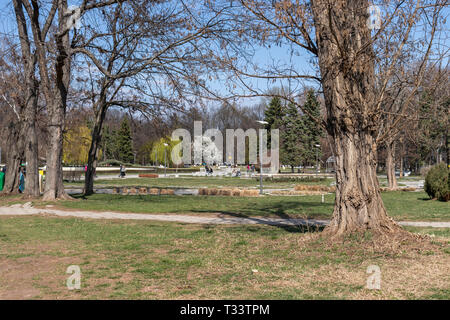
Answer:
246 164 256 175
203 164 256 177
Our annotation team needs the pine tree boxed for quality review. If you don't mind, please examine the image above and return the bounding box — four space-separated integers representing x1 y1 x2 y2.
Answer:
301 90 323 166
264 97 285 148
116 118 134 163
281 103 305 172
102 125 117 160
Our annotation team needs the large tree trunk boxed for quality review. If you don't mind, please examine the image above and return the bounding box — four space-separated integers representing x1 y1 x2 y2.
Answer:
385 141 398 190
329 131 399 234
24 79 40 197
42 0 72 200
399 156 404 178
9 0 38 196
311 0 401 236
3 121 25 194
43 110 67 200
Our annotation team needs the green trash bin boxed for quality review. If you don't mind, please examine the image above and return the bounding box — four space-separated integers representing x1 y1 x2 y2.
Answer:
0 171 4 191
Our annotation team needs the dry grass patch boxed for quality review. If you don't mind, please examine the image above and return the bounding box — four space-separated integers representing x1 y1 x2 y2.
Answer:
198 188 260 197
0 216 448 299
294 185 336 192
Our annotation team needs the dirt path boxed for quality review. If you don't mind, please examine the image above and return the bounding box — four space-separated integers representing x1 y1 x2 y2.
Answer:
0 203 449 228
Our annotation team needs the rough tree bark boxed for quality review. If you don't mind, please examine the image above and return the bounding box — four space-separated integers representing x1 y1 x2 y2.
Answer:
385 140 398 190
311 0 401 236
42 0 72 200
4 0 40 197
24 79 40 197
3 121 25 193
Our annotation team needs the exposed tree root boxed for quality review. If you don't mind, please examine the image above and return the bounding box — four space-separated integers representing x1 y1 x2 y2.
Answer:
42 192 74 201
318 225 445 257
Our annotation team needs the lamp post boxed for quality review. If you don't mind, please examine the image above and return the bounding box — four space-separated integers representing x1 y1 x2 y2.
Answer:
164 143 168 177
315 144 321 177
256 120 268 195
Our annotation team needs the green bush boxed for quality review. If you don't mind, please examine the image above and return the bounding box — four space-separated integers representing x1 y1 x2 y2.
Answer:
98 159 124 166
424 163 449 201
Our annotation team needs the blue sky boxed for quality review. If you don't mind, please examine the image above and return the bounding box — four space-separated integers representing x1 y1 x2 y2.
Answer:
0 0 448 110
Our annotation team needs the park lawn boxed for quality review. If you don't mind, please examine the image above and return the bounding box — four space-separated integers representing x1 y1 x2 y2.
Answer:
64 176 334 189
41 191 450 222
0 216 448 300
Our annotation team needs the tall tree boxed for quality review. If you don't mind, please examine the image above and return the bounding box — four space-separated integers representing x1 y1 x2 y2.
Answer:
221 0 446 237
77 1 237 195
281 103 304 172
264 96 285 157
301 90 323 167
264 97 285 145
116 118 134 164
0 1 40 197
10 0 122 200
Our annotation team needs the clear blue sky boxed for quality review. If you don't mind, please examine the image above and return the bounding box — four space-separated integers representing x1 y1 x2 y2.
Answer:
0 0 448 109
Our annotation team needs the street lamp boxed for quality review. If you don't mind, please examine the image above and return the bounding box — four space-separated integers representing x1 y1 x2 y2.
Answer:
256 120 268 195
164 143 168 177
315 144 321 176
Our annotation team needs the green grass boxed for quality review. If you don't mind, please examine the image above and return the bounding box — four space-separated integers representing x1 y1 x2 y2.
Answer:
403 226 450 238
64 176 334 189
48 193 336 219
0 216 448 299
381 191 450 221
39 190 449 222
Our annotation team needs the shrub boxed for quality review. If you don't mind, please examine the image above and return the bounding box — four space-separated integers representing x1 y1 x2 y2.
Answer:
424 163 449 201
98 159 124 166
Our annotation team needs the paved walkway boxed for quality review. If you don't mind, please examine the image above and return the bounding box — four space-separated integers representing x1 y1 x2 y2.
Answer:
0 203 449 228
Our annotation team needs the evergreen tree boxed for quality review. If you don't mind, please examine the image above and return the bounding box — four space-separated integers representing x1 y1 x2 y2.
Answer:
102 125 117 160
281 103 305 172
264 97 285 148
116 118 134 163
301 90 323 166
416 90 449 166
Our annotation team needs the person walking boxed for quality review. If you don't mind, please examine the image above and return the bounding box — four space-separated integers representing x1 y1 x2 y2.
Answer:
120 165 126 178
18 167 25 193
0 167 5 191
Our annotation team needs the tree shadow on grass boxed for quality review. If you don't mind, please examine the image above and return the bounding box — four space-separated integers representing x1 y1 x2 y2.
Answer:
417 197 433 201
193 200 330 234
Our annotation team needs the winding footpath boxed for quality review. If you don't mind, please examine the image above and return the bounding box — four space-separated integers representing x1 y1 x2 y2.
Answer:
0 203 449 228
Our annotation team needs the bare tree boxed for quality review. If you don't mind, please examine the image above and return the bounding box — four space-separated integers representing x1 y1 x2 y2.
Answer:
215 0 447 236
0 33 38 196
11 0 122 200
71 1 243 194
